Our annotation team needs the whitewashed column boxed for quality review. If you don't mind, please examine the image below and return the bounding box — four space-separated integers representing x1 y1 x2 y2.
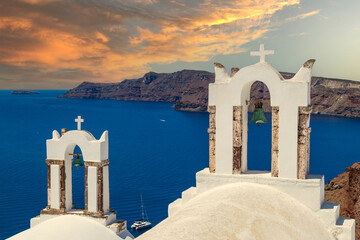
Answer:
103 164 110 213
87 165 98 213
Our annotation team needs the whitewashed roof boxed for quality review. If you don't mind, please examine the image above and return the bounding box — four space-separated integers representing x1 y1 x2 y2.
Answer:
137 182 333 240
8 215 132 240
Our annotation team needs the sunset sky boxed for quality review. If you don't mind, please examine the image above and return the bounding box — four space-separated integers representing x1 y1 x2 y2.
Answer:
0 0 359 89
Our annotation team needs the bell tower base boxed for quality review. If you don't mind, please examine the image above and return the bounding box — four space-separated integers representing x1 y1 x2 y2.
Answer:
30 210 127 236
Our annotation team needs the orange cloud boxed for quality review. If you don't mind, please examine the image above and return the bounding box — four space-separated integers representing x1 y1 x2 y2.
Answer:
20 0 60 4
0 0 304 88
285 10 320 22
0 17 32 31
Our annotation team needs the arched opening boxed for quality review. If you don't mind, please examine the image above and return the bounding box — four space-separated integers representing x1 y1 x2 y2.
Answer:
71 145 85 209
247 81 272 172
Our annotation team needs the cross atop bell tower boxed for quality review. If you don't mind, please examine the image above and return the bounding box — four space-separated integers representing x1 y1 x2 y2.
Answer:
75 116 84 130
250 44 274 63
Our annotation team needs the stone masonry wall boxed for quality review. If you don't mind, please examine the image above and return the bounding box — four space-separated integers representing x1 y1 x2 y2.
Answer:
298 106 312 179
271 106 279 177
233 106 242 174
208 106 216 173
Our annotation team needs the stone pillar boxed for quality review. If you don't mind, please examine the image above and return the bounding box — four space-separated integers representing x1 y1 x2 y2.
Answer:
97 166 104 215
46 164 51 209
297 106 312 179
59 164 66 211
84 165 88 211
103 164 110 213
271 106 279 177
233 106 242 174
208 106 216 173
307 127 311 175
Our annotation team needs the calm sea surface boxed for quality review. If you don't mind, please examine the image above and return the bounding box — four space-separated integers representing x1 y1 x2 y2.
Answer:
0 90 359 239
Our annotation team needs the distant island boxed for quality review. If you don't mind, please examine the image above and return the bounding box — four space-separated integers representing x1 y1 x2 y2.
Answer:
59 69 360 118
11 90 39 95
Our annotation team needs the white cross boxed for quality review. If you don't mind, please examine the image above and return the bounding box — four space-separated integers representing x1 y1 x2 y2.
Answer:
75 116 84 130
250 44 274 63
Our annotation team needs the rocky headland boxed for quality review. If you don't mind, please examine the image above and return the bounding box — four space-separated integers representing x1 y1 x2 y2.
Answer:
11 90 39 94
59 70 360 118
325 162 360 240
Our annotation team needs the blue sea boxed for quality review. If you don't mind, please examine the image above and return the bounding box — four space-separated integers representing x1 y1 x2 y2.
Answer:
0 90 359 239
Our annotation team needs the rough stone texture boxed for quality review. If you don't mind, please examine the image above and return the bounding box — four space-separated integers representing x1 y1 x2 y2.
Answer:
60 70 360 118
112 220 127 232
85 166 88 211
61 128 67 135
307 127 311 175
40 208 66 215
214 62 225 68
271 106 279 177
325 162 360 240
47 164 51 209
297 106 312 179
208 106 216 173
231 67 239 77
84 159 109 167
233 106 242 174
59 165 66 210
39 209 111 218
303 59 316 69
45 159 64 166
97 167 103 215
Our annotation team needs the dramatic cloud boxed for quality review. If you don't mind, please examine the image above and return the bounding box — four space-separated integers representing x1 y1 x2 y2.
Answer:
0 0 305 88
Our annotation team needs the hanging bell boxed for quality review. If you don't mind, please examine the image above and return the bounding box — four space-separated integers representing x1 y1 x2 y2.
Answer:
73 155 83 168
250 100 268 127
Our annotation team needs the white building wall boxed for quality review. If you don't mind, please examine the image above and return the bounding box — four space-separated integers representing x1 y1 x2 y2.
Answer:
103 166 110 213
50 165 60 209
88 166 98 213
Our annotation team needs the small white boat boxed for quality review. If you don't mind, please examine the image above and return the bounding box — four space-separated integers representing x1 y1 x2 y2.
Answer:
131 219 151 230
131 195 152 230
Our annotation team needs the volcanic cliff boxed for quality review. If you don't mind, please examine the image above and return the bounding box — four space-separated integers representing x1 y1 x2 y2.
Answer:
325 162 360 240
59 70 360 118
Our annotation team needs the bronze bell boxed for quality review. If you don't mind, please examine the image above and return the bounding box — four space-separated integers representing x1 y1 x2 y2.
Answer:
250 100 268 127
73 155 83 168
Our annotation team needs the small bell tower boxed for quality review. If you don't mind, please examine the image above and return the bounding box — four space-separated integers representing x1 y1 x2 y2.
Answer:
30 116 128 236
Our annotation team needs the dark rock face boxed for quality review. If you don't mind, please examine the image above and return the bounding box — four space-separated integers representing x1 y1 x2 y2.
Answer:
325 162 360 240
59 70 360 118
11 90 39 94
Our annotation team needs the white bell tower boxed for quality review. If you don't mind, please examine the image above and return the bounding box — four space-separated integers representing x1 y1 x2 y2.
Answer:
30 116 128 235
